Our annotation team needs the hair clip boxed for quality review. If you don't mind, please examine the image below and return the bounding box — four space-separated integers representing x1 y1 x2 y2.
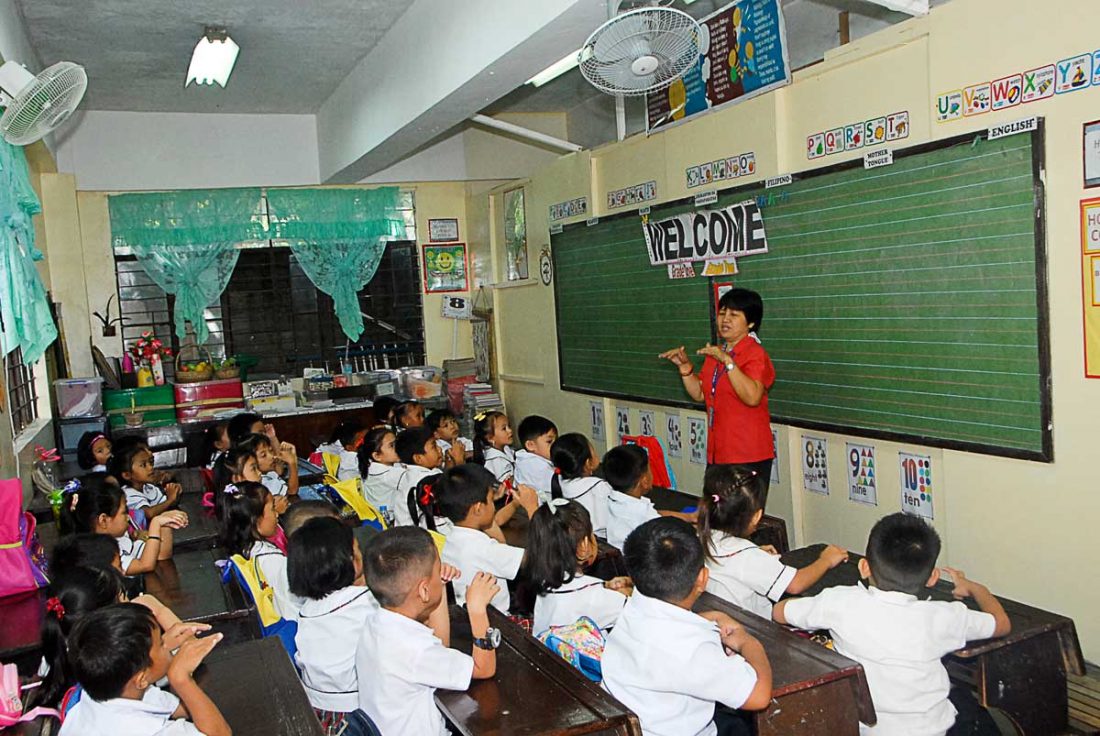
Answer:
419 483 435 507
63 479 81 495
547 498 570 515
473 411 488 422
711 494 721 503
90 434 107 446
553 467 562 476
223 483 243 498
46 597 65 620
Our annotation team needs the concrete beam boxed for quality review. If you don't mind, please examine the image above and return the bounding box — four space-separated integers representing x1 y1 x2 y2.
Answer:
860 0 928 15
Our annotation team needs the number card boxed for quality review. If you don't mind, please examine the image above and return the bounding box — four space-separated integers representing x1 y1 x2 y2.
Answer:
666 414 682 458
589 401 605 442
639 410 655 437
770 430 780 484
440 296 472 319
899 452 934 519
615 406 631 442
688 417 707 464
801 434 829 495
846 443 878 506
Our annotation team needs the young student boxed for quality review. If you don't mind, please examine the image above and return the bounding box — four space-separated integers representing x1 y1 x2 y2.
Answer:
110 443 182 522
60 604 230 736
426 408 472 468
202 422 230 470
550 433 612 539
358 426 406 514
61 474 188 576
315 420 367 481
227 411 266 444
528 499 630 635
393 400 425 430
470 411 515 483
50 532 124 580
282 499 379 554
514 415 557 503
436 464 538 612
602 518 773 736
393 427 444 526
76 432 112 472
211 445 263 520
238 432 299 506
357 527 498 735
700 464 847 619
602 444 695 550
372 396 401 428
288 517 378 732
774 513 1011 735
220 480 302 621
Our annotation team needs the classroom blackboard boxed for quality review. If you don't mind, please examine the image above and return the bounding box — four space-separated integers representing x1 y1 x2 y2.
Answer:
552 125 1051 461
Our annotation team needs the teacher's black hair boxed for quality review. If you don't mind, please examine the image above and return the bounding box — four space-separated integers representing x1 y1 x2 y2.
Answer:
718 287 764 333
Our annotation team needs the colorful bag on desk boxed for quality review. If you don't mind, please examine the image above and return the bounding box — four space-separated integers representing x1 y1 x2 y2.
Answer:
227 553 298 659
0 478 50 598
536 616 606 682
0 661 59 727
321 453 387 530
620 435 676 490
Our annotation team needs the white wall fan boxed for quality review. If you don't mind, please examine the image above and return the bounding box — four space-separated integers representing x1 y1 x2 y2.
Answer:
0 60 88 146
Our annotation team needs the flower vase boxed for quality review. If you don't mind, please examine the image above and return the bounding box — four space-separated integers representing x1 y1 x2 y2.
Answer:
151 353 165 386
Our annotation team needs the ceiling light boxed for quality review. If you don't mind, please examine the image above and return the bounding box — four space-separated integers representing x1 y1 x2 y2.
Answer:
185 27 240 88
527 50 581 87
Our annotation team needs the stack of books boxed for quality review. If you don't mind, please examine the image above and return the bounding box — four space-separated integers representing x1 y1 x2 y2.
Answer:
443 358 478 415
462 382 504 436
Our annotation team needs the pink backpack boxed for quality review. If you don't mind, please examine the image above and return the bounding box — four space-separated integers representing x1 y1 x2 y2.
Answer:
0 661 59 726
0 478 50 599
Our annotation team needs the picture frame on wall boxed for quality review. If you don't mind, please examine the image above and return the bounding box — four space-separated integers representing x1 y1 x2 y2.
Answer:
422 242 469 293
428 218 460 242
1084 120 1100 188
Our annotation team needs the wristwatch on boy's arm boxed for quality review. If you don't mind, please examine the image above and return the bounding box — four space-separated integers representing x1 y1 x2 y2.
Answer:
472 627 502 650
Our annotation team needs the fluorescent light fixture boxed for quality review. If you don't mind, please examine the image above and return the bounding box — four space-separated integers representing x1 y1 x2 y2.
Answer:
185 27 240 87
527 50 581 87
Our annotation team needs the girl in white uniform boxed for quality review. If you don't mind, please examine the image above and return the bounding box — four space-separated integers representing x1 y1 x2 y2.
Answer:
528 499 630 635
314 420 367 482
549 433 612 539
359 427 407 515
470 411 515 483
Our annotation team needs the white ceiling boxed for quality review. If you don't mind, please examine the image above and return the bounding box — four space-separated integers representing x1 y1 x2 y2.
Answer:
14 0 416 113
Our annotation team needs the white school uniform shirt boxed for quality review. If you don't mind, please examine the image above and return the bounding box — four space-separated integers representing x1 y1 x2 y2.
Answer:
295 586 380 712
394 464 438 527
782 584 997 736
261 470 288 497
606 490 661 549
361 461 405 512
559 477 613 538
440 525 524 613
602 591 758 736
514 449 555 503
316 441 361 482
92 463 108 472
705 533 797 619
436 436 474 456
481 445 515 483
356 606 474 736
533 573 628 635
59 685 201 736
248 539 304 621
116 534 146 575
123 483 167 511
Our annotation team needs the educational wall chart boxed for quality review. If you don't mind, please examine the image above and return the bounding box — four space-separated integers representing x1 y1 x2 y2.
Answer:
936 49 1100 123
807 111 909 160
647 0 791 132
639 410 655 437
589 400 605 441
899 452 934 519
666 413 682 458
615 406 631 442
686 152 757 189
607 181 656 210
846 443 878 506
549 196 588 221
688 417 707 464
1081 198 1100 377
802 434 829 495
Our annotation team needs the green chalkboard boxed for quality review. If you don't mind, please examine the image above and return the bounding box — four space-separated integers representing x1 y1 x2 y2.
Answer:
552 126 1051 461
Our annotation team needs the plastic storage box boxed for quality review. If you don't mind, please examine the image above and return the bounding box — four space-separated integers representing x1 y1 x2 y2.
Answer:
103 385 176 429
401 366 443 399
174 378 245 423
54 377 104 418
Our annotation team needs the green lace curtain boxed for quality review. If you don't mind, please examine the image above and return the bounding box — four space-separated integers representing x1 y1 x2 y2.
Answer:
266 187 404 341
0 141 56 364
108 188 265 343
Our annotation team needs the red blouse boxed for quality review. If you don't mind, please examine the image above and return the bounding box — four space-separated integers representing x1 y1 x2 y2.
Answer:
698 336 776 464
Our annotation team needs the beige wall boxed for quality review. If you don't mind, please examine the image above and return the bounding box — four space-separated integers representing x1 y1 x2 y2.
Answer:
475 0 1100 660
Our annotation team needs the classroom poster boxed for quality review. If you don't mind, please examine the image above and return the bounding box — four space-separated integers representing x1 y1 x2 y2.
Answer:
589 401 605 442
666 413 682 458
899 452 934 519
647 0 791 132
422 244 469 293
770 429 780 484
688 417 707 464
846 443 878 506
643 201 768 267
801 435 829 495
639 410 655 437
615 406 631 443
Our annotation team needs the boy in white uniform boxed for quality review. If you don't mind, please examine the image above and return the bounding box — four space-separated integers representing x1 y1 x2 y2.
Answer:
61 603 230 736
393 427 444 526
774 512 1011 735
513 415 557 503
602 517 772 736
603 444 695 550
357 526 500 735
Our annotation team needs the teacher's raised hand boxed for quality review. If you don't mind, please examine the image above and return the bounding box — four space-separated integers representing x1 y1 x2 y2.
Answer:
696 343 733 365
659 346 692 373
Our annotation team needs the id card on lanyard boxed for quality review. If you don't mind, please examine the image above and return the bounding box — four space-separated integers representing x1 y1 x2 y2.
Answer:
708 346 735 429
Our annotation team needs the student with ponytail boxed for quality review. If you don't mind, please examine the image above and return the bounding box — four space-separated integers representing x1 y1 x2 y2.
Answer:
549 433 612 539
470 411 515 482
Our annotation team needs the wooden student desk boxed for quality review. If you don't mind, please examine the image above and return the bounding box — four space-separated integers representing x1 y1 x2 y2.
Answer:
196 637 322 736
693 592 875 736
782 545 1086 736
438 605 642 736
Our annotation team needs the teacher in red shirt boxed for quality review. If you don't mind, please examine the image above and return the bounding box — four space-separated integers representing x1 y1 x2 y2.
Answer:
659 288 776 481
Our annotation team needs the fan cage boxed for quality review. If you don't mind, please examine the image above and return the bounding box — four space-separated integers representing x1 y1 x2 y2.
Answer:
579 7 702 97
1 62 88 145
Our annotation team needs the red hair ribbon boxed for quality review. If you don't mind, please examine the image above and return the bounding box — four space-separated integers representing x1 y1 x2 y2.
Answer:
419 483 435 507
46 597 65 620
553 468 562 475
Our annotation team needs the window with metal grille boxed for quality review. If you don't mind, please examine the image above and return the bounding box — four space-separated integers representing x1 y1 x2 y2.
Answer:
6 347 38 434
